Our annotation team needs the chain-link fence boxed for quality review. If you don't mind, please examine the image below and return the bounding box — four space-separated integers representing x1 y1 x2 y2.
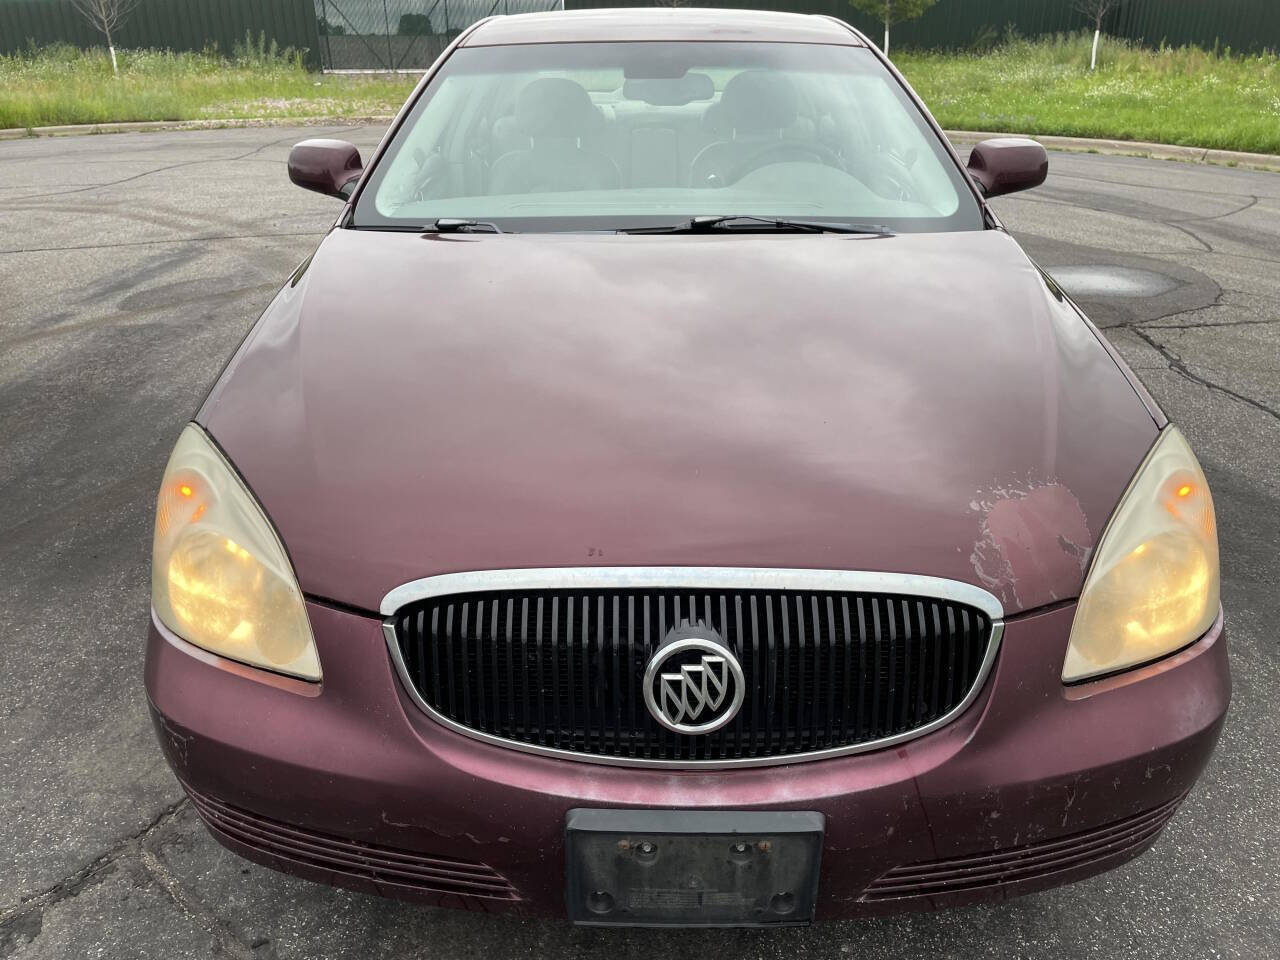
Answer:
0 0 325 67
0 0 1275 69
0 0 560 70
313 0 562 70
568 0 1280 55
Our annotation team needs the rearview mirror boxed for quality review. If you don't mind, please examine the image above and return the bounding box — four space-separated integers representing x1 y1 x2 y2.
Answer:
623 73 714 106
966 138 1048 198
288 139 363 199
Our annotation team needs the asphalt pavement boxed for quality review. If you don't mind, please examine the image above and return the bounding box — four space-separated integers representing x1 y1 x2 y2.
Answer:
1 126 1277 959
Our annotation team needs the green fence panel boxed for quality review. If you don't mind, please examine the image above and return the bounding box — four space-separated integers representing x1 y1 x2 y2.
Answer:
0 0 94 49
0 0 323 66
557 0 1085 48
561 0 1279 54
312 0 561 70
1 0 1276 68
1112 0 1280 54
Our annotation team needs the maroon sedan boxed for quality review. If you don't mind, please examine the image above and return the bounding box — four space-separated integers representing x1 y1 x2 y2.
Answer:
146 8 1228 927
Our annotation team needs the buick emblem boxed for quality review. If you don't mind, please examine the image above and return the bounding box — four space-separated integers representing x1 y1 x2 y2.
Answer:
643 627 745 734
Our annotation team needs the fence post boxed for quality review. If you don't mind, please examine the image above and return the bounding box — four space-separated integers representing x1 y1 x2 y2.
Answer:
319 0 333 69
383 0 392 68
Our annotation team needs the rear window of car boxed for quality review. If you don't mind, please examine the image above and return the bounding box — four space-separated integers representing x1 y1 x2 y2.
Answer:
353 40 983 233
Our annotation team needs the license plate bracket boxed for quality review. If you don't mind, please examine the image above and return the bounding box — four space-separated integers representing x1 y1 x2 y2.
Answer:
565 809 824 927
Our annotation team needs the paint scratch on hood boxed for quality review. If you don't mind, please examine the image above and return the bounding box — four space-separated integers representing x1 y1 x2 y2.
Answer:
970 480 1092 612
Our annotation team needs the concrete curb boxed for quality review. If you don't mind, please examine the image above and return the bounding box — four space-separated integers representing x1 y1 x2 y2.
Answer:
2 116 1278 172
945 131 1280 173
0 116 396 140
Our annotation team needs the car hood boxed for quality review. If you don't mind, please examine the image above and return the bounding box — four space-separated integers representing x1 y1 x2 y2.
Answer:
199 228 1157 617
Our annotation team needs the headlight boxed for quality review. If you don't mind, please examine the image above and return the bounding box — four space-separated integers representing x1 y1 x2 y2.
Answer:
151 424 320 680
1063 426 1219 683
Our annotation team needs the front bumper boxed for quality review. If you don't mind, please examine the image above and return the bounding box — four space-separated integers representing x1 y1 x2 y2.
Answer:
145 600 1229 920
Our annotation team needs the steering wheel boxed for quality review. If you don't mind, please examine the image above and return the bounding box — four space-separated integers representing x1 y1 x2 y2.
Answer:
867 151 919 203
411 149 450 202
718 140 846 187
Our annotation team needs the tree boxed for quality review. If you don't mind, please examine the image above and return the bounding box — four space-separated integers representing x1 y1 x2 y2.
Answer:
69 0 142 76
847 0 939 57
398 13 432 36
1075 0 1124 71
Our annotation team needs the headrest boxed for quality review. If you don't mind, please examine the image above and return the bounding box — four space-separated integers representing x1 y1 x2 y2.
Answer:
708 70 798 136
515 77 600 139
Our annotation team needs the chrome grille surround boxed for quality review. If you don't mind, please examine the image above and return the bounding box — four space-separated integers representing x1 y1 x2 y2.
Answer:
382 567 1004 769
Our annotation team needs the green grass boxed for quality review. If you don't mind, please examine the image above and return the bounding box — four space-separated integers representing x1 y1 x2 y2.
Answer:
2 32 1278 155
896 32 1280 154
0 36 415 130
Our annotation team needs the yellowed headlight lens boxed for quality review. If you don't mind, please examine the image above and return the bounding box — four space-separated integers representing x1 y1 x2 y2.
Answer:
151 425 320 680
1063 427 1219 682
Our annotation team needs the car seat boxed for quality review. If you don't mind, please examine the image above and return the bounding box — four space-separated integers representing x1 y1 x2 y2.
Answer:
489 78 621 194
689 70 830 187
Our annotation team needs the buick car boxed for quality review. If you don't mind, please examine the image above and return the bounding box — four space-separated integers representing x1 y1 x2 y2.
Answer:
145 8 1229 926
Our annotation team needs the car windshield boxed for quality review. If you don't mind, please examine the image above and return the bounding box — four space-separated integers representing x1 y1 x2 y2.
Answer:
353 40 983 233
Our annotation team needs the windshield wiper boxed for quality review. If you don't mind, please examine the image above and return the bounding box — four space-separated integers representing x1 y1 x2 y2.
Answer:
622 215 895 236
430 218 504 234
348 219 507 234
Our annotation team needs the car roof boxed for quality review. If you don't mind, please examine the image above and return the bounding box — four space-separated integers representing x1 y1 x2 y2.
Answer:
461 7 866 47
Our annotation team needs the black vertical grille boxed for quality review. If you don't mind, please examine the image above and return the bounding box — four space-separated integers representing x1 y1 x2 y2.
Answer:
391 589 995 763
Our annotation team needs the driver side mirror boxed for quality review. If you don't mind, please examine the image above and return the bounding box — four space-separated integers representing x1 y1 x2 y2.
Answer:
966 138 1048 198
288 139 363 199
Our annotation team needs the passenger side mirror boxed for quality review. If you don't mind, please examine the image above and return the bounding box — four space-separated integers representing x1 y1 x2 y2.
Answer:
288 139 363 199
966 138 1048 198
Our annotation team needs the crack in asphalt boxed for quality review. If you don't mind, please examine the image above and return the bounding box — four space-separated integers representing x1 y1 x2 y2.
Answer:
1148 289 1227 326
1161 220 1215 252
0 797 189 957
1050 169 1273 200
1032 184 1266 229
1012 179 1277 266
139 848 261 959
1128 325 1280 424
1005 191 1220 253
8 130 343 203
1030 185 1278 425
0 279 281 351
0 231 324 256
1168 195 1262 223
10 155 242 204
1 795 269 959
1145 316 1280 330
1129 249 1280 264
1094 283 1223 331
